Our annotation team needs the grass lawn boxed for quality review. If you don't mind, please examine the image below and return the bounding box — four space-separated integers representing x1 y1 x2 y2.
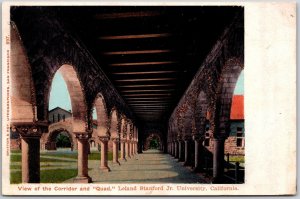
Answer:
11 154 76 163
10 150 114 183
227 155 245 163
11 169 78 184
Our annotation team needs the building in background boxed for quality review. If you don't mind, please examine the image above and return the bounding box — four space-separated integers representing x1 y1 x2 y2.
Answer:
205 95 244 155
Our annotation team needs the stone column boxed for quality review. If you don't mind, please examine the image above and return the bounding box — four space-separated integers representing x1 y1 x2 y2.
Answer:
12 123 47 183
99 136 110 172
213 137 225 183
112 138 120 165
21 136 41 183
125 141 131 159
135 142 138 154
130 142 134 157
74 133 92 183
178 140 184 162
120 140 126 161
174 141 178 158
183 139 190 166
192 134 202 172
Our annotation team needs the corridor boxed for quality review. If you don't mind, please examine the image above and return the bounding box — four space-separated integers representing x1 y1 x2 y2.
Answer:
65 150 207 184
9 6 244 184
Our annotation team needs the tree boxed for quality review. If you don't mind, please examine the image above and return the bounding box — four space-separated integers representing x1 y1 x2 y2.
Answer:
56 133 71 148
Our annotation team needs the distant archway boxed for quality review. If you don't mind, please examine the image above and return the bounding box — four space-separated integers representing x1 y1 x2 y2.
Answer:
144 133 162 151
46 129 74 151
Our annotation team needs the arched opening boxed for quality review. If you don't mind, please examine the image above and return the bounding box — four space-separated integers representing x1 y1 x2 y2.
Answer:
109 108 120 164
92 94 109 153
41 64 88 183
46 129 74 151
144 133 162 151
110 108 119 139
149 138 159 149
92 94 111 171
222 69 244 182
93 94 109 137
212 59 243 183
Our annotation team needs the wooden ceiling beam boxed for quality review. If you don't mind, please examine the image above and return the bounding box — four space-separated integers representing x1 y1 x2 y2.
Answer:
94 11 161 20
111 61 175 67
124 93 171 97
118 84 175 88
99 33 171 40
121 89 174 93
113 71 176 75
104 49 171 55
116 78 175 82
127 98 171 100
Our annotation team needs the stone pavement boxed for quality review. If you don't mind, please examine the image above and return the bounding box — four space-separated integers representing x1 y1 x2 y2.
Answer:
65 149 207 183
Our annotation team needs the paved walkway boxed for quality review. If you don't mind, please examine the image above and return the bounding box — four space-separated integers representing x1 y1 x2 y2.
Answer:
65 149 207 183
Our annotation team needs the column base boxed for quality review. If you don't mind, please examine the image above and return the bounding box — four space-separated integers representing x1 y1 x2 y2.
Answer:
99 166 111 172
120 158 127 162
113 161 121 165
73 176 92 183
192 166 203 173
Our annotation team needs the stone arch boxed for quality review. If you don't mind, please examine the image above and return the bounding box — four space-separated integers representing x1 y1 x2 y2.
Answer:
143 127 164 150
126 120 133 141
109 108 120 139
48 64 88 133
45 128 75 151
195 90 210 136
215 58 243 136
92 93 109 137
10 22 36 123
120 116 127 141
144 133 162 151
41 120 77 150
182 104 194 139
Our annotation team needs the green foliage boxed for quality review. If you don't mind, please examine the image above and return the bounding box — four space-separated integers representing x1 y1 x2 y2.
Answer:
150 139 159 149
56 133 71 148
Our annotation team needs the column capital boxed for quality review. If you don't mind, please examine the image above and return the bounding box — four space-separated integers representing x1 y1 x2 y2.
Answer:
183 135 192 141
74 132 91 140
120 139 126 143
192 133 204 141
98 136 110 142
11 121 48 138
111 138 120 142
177 134 183 141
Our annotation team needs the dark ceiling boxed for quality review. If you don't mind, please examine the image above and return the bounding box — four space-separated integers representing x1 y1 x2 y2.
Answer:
13 6 242 125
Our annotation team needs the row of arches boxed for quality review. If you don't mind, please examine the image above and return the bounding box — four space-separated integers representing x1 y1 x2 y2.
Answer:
167 15 244 183
10 22 139 183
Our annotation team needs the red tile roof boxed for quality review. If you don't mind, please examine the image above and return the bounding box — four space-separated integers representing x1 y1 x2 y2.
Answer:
230 95 244 120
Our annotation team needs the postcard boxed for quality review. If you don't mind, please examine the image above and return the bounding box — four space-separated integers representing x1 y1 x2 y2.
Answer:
2 1 296 196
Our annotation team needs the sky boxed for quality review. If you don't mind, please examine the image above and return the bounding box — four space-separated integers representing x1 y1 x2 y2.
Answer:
48 70 244 112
